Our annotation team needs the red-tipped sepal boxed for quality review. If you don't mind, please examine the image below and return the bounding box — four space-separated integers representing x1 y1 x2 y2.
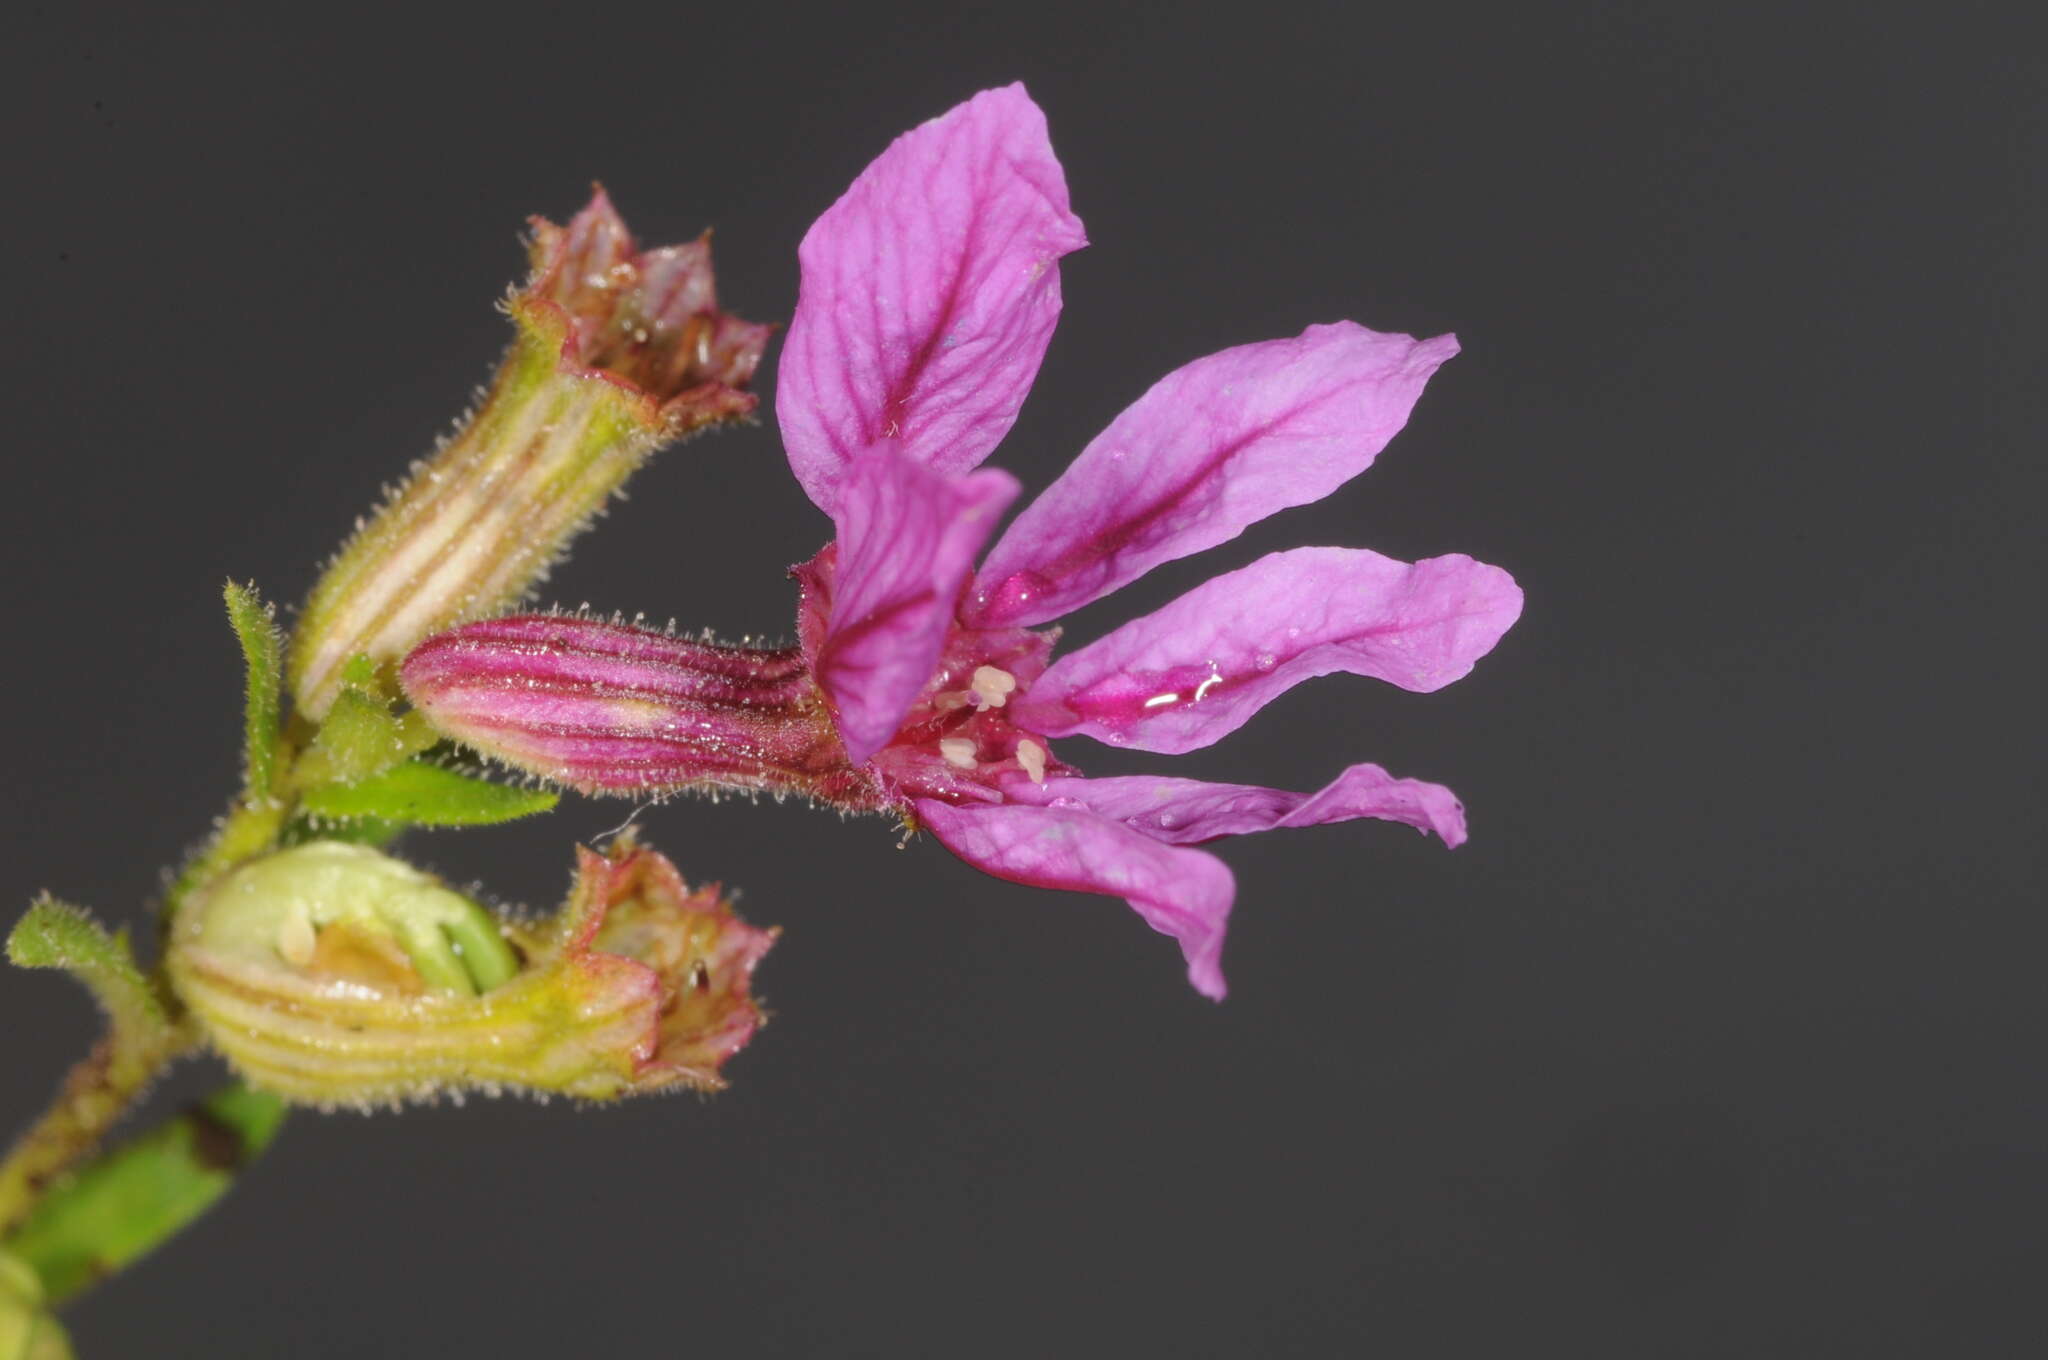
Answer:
290 190 772 718
521 187 773 431
557 840 775 1089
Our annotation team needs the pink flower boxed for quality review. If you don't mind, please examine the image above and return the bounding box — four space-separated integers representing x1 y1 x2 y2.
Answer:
404 85 1521 999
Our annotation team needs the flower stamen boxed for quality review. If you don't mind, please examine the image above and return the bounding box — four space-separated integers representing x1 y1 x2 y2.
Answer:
275 909 317 969
1015 739 1048 784
968 665 1018 709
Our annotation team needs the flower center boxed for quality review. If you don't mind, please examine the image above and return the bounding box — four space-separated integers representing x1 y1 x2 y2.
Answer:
788 543 1068 810
968 665 1018 709
862 625 1066 806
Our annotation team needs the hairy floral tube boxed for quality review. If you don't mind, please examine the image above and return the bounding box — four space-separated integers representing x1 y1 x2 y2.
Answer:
401 614 872 805
290 191 769 717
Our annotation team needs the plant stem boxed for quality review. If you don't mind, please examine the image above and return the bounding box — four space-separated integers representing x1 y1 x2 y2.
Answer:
1 585 303 1258
161 798 290 930
0 1021 194 1240
3 790 278 1240
6 1082 286 1307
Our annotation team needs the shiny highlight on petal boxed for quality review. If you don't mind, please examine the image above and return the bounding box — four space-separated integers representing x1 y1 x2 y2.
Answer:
1018 548 1524 754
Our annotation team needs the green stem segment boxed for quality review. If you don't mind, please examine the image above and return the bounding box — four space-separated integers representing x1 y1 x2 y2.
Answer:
161 798 293 930
4 1085 286 1307
0 1024 194 1242
0 582 294 1274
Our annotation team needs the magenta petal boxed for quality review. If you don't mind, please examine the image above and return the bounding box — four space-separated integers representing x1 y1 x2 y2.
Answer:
1013 547 1522 754
1005 764 1468 847
821 449 1020 763
776 84 1088 514
969 323 1460 626
913 798 1234 1000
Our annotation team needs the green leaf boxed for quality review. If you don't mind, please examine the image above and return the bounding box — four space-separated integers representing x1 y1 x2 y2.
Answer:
3 1085 286 1307
7 899 164 1032
281 813 405 849
223 581 284 805
340 652 381 691
299 759 559 826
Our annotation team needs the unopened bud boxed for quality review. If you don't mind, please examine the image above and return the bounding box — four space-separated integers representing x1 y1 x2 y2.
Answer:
0 1252 72 1360
291 189 771 718
165 839 773 1107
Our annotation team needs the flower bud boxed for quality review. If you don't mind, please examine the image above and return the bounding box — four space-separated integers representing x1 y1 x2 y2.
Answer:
290 189 771 718
165 840 773 1107
0 1252 72 1360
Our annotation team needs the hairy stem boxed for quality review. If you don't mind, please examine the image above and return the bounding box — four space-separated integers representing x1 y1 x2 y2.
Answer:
161 798 291 932
5 779 283 1239
0 1021 194 1240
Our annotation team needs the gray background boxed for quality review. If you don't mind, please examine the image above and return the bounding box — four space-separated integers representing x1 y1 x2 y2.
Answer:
4 2 2041 1355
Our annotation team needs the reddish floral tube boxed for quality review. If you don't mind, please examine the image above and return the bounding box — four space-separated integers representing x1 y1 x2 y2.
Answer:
401 614 875 805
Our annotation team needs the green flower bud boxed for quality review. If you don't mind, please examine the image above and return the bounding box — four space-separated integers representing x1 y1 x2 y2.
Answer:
0 1252 73 1360
165 840 773 1108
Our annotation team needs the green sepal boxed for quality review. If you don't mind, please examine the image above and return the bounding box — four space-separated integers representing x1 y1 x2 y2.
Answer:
339 652 383 692
7 900 165 1033
0 1250 74 1360
2 1085 286 1308
292 682 437 791
222 581 284 806
299 759 559 827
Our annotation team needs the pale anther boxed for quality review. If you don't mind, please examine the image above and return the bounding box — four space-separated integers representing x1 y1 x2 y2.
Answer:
276 907 317 968
969 665 1018 709
939 737 979 769
1016 739 1047 784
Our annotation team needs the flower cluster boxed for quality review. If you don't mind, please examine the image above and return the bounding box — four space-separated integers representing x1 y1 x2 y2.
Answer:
404 85 1521 998
1 187 780 1311
1 83 1527 1335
